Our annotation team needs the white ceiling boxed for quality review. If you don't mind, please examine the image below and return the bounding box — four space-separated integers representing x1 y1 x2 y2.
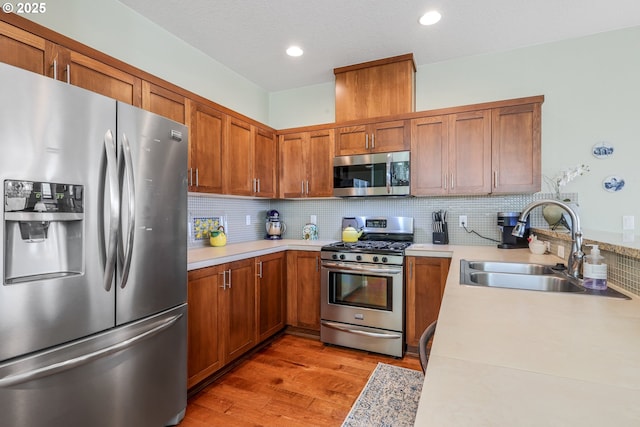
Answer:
120 0 640 92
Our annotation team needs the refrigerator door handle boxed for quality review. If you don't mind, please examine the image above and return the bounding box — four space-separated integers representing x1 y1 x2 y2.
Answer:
0 313 183 388
103 130 119 292
119 132 136 289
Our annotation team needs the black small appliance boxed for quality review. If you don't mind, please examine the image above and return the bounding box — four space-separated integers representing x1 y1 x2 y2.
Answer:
497 211 529 249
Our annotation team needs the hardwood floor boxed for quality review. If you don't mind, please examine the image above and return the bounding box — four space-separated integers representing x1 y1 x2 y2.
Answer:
180 333 422 427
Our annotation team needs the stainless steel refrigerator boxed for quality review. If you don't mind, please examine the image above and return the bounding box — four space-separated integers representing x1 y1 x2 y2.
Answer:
0 63 188 426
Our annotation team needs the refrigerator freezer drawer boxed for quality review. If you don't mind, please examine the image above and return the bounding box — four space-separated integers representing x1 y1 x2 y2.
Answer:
0 304 187 427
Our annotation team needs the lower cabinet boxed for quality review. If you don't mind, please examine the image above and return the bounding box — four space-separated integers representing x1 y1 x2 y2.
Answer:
405 256 451 348
187 258 257 389
286 251 321 331
256 252 286 342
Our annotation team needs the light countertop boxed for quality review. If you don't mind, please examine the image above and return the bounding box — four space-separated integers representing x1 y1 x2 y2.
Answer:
414 246 640 426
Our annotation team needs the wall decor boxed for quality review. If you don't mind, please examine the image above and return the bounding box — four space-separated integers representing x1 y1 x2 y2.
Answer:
603 175 625 192
592 142 614 158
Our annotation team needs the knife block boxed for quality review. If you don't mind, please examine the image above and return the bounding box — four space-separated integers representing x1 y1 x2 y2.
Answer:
432 223 449 245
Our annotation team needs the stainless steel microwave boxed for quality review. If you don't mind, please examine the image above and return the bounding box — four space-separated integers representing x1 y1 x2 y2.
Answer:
333 151 410 197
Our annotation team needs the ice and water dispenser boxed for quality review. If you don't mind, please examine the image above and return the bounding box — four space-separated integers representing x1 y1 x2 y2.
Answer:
4 180 84 284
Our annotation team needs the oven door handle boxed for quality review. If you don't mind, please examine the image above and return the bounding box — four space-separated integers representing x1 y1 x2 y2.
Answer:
322 262 402 275
321 321 401 339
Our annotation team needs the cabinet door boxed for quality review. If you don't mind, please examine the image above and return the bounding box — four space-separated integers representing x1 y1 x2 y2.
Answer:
58 48 142 106
287 251 321 331
224 117 254 195
223 258 256 363
307 130 335 197
491 103 541 194
189 101 225 193
405 257 451 348
411 116 449 195
371 120 410 153
0 21 49 75
335 125 368 156
256 253 285 342
253 127 277 198
448 110 492 194
187 266 224 388
278 133 306 198
141 81 187 124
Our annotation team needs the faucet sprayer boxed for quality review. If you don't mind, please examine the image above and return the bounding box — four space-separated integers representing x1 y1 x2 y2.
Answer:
512 199 584 279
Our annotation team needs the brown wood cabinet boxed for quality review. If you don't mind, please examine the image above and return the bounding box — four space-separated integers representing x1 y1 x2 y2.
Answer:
411 110 491 195
286 251 321 331
223 258 256 363
405 256 451 348
223 120 278 197
278 130 334 198
491 103 541 193
187 258 257 388
334 54 415 122
142 81 187 124
256 252 286 342
0 20 49 75
188 101 225 193
335 120 410 156
253 127 278 198
187 265 224 388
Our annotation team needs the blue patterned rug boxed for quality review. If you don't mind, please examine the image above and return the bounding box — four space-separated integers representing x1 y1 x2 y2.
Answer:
342 362 424 427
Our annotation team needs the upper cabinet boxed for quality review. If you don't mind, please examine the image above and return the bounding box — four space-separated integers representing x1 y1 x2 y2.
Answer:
188 101 225 193
335 119 410 156
142 81 187 124
334 54 415 122
491 103 541 194
252 127 278 198
279 130 334 198
411 98 543 196
0 20 49 75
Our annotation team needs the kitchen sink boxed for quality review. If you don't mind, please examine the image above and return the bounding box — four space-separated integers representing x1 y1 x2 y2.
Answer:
465 261 557 275
467 271 583 292
460 260 630 299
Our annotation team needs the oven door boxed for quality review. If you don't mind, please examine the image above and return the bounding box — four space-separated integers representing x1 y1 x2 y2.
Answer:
321 261 403 331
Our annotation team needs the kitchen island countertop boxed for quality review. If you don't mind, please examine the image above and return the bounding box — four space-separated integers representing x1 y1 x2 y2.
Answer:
414 246 640 426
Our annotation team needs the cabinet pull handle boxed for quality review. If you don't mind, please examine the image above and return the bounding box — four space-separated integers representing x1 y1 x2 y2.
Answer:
257 261 263 279
195 168 199 187
493 171 498 188
219 270 227 289
189 168 193 186
306 180 309 195
443 173 447 190
301 181 305 196
52 60 57 80
65 64 70 84
450 173 454 190
252 178 256 193
371 134 375 149
257 178 260 193
227 269 232 288
365 134 369 149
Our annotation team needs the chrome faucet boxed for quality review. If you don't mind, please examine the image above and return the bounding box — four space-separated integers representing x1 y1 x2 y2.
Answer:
512 199 584 279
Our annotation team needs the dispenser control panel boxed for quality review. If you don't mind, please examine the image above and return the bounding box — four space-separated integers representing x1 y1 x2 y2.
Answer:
4 180 83 213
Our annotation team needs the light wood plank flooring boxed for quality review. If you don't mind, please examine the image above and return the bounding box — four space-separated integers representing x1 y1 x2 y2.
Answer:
181 333 422 427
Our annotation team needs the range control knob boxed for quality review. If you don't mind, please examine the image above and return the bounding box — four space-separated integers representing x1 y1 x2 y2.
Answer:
332 254 338 260
356 255 362 261
381 257 388 263
372 256 379 262
339 254 346 260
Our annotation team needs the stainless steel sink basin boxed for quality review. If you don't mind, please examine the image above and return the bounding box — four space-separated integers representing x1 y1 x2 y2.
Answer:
467 272 583 292
466 261 556 275
459 259 630 299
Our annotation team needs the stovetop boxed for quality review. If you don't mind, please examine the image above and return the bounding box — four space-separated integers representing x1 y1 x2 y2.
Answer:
322 240 412 254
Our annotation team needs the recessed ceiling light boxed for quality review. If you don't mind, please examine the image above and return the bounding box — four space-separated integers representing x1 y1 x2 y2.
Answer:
286 46 304 57
419 10 441 26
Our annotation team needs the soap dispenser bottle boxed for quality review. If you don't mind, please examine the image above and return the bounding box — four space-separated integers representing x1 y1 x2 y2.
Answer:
583 244 607 290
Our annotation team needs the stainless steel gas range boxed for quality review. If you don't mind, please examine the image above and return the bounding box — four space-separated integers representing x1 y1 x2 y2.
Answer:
320 216 414 357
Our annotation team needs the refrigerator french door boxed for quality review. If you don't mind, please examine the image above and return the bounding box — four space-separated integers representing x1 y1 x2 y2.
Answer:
0 63 188 426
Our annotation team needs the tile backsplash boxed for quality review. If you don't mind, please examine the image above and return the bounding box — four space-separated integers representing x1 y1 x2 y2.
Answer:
188 192 576 247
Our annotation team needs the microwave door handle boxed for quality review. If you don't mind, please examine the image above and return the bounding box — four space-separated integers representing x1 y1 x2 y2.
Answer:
119 133 136 289
386 153 392 193
102 130 119 292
